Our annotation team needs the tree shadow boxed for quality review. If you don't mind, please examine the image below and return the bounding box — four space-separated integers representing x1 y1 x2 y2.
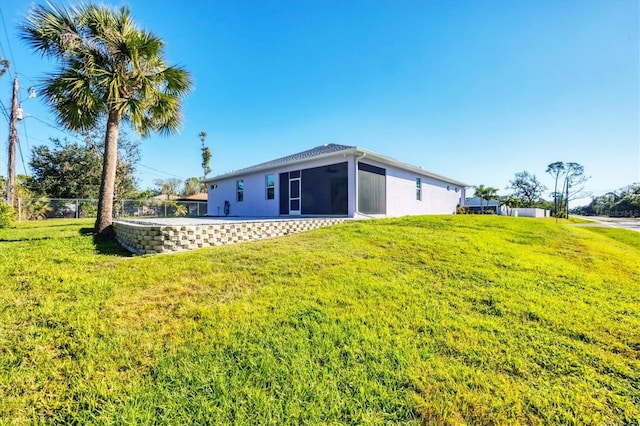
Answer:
79 227 133 257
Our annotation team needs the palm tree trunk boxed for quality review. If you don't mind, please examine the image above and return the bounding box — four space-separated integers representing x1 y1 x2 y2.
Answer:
95 109 121 236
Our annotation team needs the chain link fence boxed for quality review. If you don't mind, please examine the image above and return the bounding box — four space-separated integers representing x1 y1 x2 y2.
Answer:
17 198 208 221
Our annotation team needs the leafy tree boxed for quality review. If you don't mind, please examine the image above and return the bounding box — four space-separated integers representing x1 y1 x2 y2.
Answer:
154 178 182 200
183 177 205 196
473 184 499 214
21 3 192 236
576 184 639 217
561 162 589 217
200 131 212 178
26 134 139 200
546 162 565 216
27 139 101 198
500 195 522 216
546 161 589 218
507 171 547 207
134 188 160 200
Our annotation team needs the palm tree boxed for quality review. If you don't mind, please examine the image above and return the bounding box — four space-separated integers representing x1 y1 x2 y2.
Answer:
473 184 499 214
21 3 192 236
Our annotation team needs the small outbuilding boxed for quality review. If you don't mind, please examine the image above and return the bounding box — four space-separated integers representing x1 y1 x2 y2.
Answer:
203 144 468 218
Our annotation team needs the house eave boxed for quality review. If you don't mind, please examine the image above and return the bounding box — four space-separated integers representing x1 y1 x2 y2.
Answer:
351 147 470 188
202 147 359 183
202 145 469 188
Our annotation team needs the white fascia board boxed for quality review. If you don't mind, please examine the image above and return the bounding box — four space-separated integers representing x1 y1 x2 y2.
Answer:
353 147 470 188
202 147 359 183
202 145 469 188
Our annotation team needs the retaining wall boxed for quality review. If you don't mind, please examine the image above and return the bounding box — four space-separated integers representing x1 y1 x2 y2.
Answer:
113 218 347 254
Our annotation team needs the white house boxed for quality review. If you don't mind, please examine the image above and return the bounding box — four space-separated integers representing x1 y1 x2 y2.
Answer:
203 144 468 218
465 197 550 217
465 196 502 213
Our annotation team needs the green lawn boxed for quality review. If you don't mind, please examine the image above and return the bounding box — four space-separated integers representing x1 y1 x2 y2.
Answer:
0 216 638 424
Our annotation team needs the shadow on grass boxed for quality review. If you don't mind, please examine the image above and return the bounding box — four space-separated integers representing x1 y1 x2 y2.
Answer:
80 227 133 257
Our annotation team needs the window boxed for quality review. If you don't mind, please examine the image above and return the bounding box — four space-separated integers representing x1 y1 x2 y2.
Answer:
266 174 275 200
416 178 422 201
236 179 244 202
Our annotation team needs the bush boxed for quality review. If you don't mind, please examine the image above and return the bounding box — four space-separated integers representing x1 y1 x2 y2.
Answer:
456 206 470 215
21 197 51 220
0 199 16 227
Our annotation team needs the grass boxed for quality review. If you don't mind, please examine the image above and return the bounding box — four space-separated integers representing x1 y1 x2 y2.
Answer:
0 216 638 424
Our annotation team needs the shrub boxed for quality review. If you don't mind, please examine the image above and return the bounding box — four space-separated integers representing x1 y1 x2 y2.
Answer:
21 197 51 220
456 206 470 215
0 199 16 227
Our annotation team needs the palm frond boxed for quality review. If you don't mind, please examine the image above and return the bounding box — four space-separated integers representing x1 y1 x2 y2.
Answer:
22 2 192 138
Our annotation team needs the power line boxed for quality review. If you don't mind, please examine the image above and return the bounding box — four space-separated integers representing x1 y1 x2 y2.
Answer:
138 163 185 179
0 99 10 124
20 119 31 157
22 114 84 143
0 5 17 80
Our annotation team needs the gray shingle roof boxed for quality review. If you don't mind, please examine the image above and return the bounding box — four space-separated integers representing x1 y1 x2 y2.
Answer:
204 143 469 187
215 144 355 178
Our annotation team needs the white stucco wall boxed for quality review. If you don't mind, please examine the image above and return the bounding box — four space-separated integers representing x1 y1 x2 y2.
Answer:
207 155 357 217
207 153 465 218
382 162 463 216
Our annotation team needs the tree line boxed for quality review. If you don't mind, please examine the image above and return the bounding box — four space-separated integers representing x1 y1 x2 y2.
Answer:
471 161 590 217
0 130 208 203
572 184 640 218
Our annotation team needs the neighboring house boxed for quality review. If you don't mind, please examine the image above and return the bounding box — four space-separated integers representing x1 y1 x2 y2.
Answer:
465 196 502 214
175 193 207 202
465 197 550 217
203 144 467 218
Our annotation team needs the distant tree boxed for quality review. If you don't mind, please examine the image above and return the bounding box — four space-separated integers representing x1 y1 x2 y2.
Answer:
508 171 547 207
154 178 182 200
183 177 204 196
611 184 640 216
546 162 565 217
200 131 212 178
577 183 639 217
0 58 9 78
500 195 522 216
134 188 160 200
561 162 589 217
474 184 499 214
27 139 101 198
21 3 192 236
26 131 139 200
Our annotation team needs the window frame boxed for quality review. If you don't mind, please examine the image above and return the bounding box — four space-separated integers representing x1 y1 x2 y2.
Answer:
416 177 422 201
266 174 275 200
236 179 244 202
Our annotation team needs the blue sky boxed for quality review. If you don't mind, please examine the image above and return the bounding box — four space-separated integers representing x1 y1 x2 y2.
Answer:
1 0 638 205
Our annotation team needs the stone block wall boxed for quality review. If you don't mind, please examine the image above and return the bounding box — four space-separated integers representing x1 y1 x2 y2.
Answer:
113 218 346 254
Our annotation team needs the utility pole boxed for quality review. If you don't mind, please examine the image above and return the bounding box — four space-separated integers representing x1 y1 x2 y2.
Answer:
7 75 19 208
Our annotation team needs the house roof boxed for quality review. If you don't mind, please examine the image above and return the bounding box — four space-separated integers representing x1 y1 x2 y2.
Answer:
203 143 469 187
176 193 208 202
150 193 208 202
